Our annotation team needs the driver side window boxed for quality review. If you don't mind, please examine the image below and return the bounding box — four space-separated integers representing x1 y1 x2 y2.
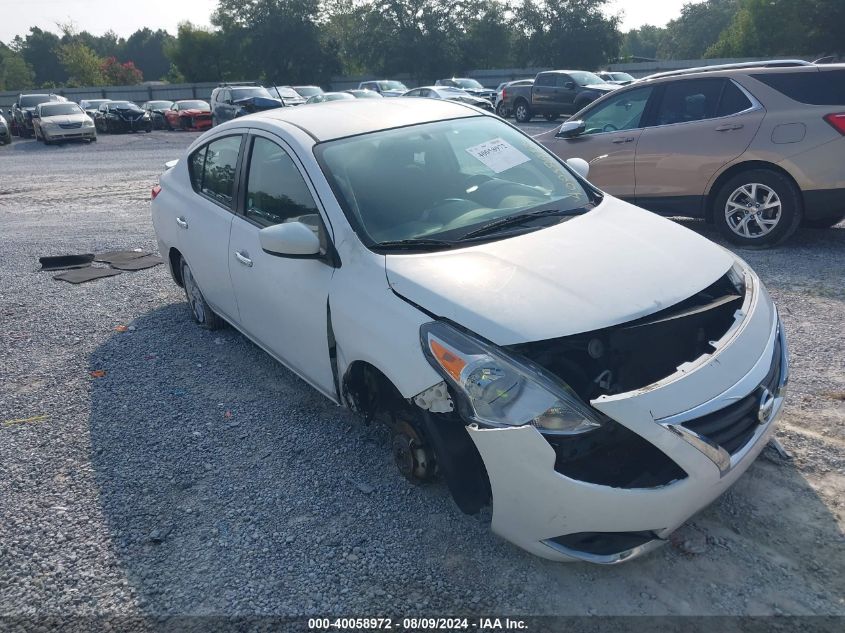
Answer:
581 86 653 135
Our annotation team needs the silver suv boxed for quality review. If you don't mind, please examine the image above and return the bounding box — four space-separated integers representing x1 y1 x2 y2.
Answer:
540 61 845 246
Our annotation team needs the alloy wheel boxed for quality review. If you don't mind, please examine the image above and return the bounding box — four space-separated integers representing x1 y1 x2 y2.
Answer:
724 183 782 239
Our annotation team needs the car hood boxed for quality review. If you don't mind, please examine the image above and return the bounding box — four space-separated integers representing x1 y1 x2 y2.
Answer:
43 114 89 124
583 83 617 91
179 109 210 116
234 96 284 111
385 198 734 345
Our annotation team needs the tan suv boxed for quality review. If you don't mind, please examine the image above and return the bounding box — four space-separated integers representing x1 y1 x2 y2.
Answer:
538 61 845 246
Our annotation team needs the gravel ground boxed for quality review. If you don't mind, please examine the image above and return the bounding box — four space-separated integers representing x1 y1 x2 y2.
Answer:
0 129 843 624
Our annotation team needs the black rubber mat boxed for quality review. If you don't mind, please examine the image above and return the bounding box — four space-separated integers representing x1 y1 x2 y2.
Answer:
110 255 163 271
54 267 123 284
39 254 95 271
94 250 149 264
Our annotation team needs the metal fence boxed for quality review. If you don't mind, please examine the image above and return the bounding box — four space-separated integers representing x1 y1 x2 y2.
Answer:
0 56 817 111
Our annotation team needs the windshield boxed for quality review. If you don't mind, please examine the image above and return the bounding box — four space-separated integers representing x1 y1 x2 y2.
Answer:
571 71 605 86
110 101 141 110
315 117 592 247
40 103 83 117
274 87 300 98
294 86 323 97
83 100 110 108
231 87 272 100
378 81 407 91
455 78 484 90
178 101 209 110
611 73 634 81
20 95 54 108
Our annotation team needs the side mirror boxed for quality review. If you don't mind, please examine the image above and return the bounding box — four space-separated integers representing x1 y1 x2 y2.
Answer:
565 81 576 90
566 158 590 180
556 120 586 138
259 221 321 258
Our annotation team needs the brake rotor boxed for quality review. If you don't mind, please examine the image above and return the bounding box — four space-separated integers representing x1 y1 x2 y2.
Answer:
391 418 435 483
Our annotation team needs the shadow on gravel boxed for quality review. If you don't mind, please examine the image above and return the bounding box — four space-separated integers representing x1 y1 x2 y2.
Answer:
88 302 845 618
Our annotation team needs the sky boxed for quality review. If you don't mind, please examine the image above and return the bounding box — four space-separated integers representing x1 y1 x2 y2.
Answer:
0 0 696 44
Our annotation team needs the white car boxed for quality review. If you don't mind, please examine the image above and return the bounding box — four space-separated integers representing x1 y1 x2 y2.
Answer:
33 102 96 144
151 99 788 564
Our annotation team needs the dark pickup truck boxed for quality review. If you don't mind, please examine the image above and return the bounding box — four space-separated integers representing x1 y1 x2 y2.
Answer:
502 70 618 122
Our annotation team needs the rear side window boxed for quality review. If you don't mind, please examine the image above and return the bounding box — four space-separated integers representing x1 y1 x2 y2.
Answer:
188 135 242 208
244 137 319 227
716 81 754 116
654 78 723 125
751 70 845 105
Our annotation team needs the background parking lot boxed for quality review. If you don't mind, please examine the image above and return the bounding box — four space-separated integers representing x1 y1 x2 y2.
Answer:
0 130 843 619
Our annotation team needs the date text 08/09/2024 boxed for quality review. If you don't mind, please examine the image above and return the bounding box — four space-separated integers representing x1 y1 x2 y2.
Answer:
308 617 528 630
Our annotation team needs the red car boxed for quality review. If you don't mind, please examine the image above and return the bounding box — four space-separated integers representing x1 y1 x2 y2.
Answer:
164 100 212 131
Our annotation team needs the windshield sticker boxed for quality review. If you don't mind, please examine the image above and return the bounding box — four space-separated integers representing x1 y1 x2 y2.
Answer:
465 138 530 173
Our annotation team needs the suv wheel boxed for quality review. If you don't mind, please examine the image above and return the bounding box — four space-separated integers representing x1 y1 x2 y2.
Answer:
514 101 532 123
495 101 508 118
714 169 802 248
180 258 223 330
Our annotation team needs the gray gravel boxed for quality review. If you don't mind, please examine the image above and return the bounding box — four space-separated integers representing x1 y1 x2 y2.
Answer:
0 129 843 620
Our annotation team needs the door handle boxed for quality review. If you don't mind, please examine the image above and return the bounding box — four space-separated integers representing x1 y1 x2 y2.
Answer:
175 216 188 229
234 251 253 267
611 137 634 144
715 123 743 131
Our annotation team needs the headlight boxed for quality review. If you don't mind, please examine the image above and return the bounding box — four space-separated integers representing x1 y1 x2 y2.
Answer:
83 118 94 127
42 121 57 128
726 261 747 296
142 113 150 119
420 322 604 435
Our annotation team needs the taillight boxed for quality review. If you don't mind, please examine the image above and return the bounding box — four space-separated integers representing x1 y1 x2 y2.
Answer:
502 88 507 101
824 112 845 135
151 184 162 200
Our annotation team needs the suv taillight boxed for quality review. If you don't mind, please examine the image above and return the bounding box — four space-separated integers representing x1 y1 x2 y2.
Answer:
824 113 845 135
502 88 507 101
151 184 161 200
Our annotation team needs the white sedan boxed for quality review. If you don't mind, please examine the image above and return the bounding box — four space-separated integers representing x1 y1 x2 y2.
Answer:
151 99 788 564
33 102 97 144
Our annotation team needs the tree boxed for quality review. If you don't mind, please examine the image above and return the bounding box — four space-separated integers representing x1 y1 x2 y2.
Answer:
0 43 35 90
101 57 144 85
621 25 665 60
58 41 105 86
212 0 340 84
123 28 175 81
656 0 739 59
514 0 621 69
13 27 67 86
165 22 229 82
707 0 844 58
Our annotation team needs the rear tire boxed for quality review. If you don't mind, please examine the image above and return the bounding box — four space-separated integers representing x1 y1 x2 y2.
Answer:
713 168 802 248
180 258 223 330
495 102 508 118
514 100 532 123
804 212 845 229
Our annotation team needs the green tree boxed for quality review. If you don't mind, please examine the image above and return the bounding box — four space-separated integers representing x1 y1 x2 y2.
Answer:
0 43 35 90
13 27 67 86
123 28 175 81
58 41 105 86
165 22 229 82
657 0 739 59
621 24 665 60
101 57 144 85
514 0 621 69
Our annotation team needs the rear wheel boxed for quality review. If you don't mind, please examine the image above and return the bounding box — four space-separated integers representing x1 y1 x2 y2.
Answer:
804 212 845 229
495 101 508 118
714 169 802 247
514 100 532 123
180 258 223 330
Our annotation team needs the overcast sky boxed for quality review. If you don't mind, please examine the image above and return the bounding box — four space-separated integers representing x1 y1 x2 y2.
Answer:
0 0 695 44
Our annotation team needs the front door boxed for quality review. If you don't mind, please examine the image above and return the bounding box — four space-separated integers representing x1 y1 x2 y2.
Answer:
228 132 337 398
541 85 655 199
635 78 763 215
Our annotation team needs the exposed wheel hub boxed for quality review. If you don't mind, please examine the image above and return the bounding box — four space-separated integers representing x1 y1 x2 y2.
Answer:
391 419 434 483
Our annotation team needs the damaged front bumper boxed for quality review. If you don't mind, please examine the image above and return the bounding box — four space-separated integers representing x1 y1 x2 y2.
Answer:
467 269 787 564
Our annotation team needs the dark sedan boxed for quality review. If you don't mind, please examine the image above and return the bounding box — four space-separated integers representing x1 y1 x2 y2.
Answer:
94 101 152 134
141 100 174 130
9 94 66 138
79 99 113 119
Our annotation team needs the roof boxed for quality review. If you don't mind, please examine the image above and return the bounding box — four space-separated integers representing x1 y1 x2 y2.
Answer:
246 98 481 142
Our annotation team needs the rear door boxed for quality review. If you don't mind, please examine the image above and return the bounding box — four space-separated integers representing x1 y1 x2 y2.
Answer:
227 131 337 398
177 133 245 321
634 78 764 215
541 85 656 199
531 73 555 113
